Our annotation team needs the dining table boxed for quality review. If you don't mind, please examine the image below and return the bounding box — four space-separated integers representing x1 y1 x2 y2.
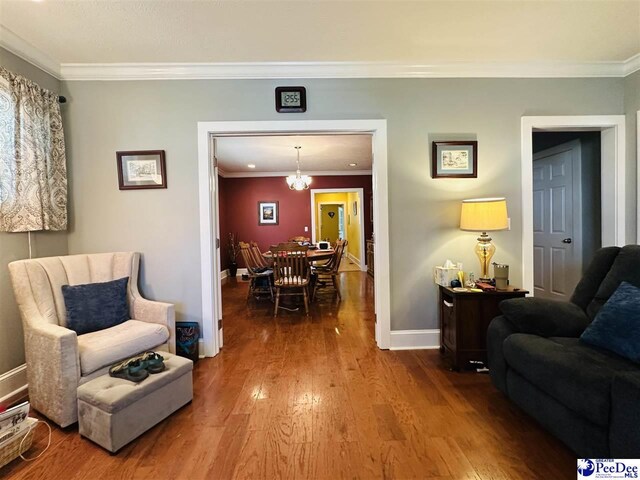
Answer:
262 248 335 263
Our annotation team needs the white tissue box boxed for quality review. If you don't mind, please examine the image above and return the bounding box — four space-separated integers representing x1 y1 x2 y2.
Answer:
434 266 460 287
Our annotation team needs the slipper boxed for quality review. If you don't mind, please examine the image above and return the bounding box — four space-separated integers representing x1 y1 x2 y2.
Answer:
145 352 165 374
109 360 149 382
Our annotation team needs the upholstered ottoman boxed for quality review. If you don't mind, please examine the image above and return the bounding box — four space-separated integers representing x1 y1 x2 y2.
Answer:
77 353 193 453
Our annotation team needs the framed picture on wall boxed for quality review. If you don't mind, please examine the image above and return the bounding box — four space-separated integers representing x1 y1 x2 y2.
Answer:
258 201 279 225
431 141 478 178
352 200 358 216
116 150 167 190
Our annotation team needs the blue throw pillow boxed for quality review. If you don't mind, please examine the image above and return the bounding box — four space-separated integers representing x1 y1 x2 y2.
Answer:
62 277 130 335
580 281 640 363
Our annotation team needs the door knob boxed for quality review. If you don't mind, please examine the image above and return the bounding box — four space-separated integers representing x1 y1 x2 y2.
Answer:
562 238 572 244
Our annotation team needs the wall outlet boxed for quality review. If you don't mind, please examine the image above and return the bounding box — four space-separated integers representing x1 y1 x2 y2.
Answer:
304 226 308 232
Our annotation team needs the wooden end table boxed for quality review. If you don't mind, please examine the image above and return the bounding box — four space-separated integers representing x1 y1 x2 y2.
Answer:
438 285 528 371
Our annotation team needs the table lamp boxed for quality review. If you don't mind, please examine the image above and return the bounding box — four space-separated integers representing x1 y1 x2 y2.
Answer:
459 197 508 281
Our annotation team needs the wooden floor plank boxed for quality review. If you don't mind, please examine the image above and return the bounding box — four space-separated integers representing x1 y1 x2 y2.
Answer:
2 272 575 479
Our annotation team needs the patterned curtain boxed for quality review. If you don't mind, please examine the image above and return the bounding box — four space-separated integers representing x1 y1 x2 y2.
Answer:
0 67 67 232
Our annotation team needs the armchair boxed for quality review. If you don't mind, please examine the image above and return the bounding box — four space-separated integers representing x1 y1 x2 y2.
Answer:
9 252 175 427
487 245 640 457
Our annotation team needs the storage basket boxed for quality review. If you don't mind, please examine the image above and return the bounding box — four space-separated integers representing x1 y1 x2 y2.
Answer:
0 418 36 469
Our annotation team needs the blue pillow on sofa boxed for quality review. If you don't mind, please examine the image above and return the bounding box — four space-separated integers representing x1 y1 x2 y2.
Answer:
62 277 130 335
580 281 640 363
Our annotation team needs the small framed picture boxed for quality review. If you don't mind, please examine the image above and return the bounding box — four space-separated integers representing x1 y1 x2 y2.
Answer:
116 150 167 190
258 201 279 225
352 200 358 216
432 141 478 178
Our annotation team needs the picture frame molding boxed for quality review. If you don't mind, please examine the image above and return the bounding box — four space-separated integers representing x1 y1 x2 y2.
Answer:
431 141 478 179
116 150 167 190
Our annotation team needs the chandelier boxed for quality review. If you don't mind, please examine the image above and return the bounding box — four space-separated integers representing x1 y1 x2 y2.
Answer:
286 146 312 190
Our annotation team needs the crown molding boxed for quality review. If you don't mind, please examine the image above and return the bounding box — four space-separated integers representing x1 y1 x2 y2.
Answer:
218 169 372 178
623 53 640 76
1 26 638 80
59 60 635 81
0 25 61 79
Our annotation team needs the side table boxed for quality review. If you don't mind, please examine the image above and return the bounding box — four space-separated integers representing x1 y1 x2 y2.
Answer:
439 285 528 371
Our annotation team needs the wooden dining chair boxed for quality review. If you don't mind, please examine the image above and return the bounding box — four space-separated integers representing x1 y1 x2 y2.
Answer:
249 241 268 268
239 241 274 302
312 239 347 301
272 243 311 316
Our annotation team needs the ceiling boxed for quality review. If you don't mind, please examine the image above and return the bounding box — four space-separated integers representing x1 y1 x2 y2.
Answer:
214 134 372 175
0 1 638 79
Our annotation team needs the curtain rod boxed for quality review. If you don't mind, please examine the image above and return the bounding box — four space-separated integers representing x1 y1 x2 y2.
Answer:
58 96 66 104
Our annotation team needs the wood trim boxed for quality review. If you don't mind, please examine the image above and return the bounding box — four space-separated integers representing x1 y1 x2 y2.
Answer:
389 329 441 350
310 188 366 273
0 25 61 79
520 115 626 296
198 119 391 354
2 25 639 81
58 60 639 81
218 170 372 178
0 364 28 407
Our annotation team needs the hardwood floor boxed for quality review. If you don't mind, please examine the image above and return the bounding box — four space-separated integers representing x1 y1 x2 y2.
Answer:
2 272 575 479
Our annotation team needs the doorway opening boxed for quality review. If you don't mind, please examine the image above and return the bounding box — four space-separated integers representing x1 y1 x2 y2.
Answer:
521 115 626 297
532 132 601 300
310 188 367 272
198 120 390 357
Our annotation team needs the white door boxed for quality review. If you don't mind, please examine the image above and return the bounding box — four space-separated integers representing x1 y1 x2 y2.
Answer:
533 140 582 300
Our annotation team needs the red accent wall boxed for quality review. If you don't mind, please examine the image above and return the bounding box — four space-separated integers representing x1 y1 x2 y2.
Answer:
218 175 373 270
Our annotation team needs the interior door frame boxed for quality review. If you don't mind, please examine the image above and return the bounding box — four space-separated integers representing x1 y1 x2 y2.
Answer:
521 115 626 296
316 201 348 242
532 139 583 298
198 120 390 357
310 188 366 271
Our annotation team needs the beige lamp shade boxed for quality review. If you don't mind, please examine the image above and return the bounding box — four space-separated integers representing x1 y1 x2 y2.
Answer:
460 197 508 232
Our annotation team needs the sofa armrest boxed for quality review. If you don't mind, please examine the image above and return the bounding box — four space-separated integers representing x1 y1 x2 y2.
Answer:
499 297 590 337
130 295 176 353
610 372 640 457
24 322 80 427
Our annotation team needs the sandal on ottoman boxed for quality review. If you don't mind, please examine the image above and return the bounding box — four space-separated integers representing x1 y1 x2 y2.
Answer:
77 352 193 453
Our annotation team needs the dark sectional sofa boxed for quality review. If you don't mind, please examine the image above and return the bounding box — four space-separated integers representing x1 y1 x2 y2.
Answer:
487 245 640 458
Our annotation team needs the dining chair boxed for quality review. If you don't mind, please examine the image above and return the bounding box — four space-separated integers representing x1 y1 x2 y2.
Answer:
249 241 268 268
312 239 347 301
272 243 311 316
239 241 274 302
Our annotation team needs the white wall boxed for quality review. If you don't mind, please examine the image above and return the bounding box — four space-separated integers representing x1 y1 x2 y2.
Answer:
61 77 625 330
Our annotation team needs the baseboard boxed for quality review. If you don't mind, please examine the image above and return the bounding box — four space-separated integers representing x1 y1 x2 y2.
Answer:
221 268 248 280
389 329 441 350
0 364 28 406
198 338 205 359
346 252 363 270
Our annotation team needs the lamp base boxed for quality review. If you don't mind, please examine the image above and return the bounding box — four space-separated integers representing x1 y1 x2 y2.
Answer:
475 232 496 281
